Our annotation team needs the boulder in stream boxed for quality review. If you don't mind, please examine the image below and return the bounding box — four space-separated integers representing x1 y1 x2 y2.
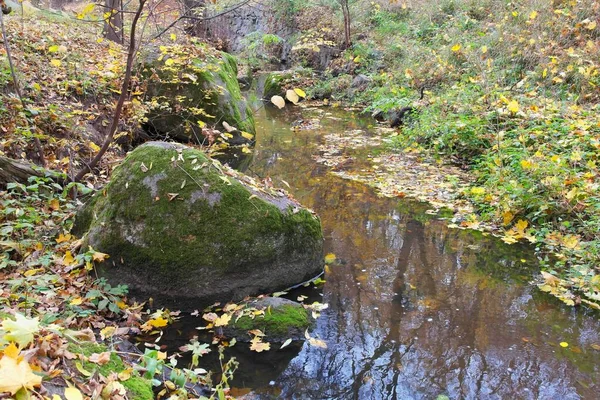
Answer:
72 142 323 310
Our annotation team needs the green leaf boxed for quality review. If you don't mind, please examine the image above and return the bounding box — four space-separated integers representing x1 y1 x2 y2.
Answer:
2 313 40 348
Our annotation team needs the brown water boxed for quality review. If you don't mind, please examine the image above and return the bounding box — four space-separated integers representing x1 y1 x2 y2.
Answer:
204 104 600 399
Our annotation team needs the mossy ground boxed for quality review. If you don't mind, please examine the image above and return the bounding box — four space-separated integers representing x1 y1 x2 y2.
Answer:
68 342 153 400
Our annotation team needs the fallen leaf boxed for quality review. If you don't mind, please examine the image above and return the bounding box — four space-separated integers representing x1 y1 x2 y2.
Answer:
280 338 292 349
64 386 84 400
88 352 111 365
0 346 43 395
271 95 285 109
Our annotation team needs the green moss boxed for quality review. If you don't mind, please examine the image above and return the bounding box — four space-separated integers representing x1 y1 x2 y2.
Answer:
232 305 311 336
68 342 153 400
263 72 290 99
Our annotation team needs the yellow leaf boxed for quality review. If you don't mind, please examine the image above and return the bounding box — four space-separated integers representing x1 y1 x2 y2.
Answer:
451 44 461 52
92 250 109 262
562 235 579 249
250 340 270 352
481 46 488 54
324 253 336 264
529 10 538 20
70 297 83 306
170 33 177 41
50 59 62 67
241 131 254 140
241 146 252 154
32 82 41 91
148 317 168 328
507 100 519 113
515 219 528 233
271 95 285 109
214 313 231 327
586 20 597 30
48 45 59 53
470 187 485 195
293 88 306 98
75 361 92 377
64 386 84 400
353 55 361 63
520 159 532 169
542 68 547 78
0 349 42 395
502 211 514 226
56 233 72 244
63 251 75 266
559 342 568 348
89 141 100 152
23 268 43 277
541 271 560 286
165 58 175 66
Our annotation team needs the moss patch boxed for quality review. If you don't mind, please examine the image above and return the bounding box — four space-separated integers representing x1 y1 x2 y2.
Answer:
231 305 311 337
68 342 153 400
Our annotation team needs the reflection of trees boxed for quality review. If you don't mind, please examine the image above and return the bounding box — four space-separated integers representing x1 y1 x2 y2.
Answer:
246 108 600 400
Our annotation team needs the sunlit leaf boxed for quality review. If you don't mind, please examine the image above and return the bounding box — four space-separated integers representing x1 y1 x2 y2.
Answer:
2 313 40 348
286 90 299 105
0 344 42 395
64 386 84 400
271 95 285 109
293 88 306 98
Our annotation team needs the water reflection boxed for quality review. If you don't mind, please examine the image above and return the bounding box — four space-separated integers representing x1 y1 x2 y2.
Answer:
243 105 600 399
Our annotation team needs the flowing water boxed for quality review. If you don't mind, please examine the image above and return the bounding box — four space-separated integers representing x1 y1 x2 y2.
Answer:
181 104 600 399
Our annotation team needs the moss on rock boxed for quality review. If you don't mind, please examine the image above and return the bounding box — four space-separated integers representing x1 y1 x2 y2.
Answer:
262 71 293 99
73 142 324 310
144 47 255 144
225 297 313 342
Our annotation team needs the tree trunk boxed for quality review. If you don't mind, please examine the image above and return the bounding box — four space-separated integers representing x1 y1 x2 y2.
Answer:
0 156 65 187
340 0 351 49
104 0 124 44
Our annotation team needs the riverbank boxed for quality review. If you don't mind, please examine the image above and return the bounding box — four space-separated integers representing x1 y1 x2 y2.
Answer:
259 0 600 310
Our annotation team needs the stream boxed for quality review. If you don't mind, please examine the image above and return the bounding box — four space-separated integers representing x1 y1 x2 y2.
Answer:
176 104 600 399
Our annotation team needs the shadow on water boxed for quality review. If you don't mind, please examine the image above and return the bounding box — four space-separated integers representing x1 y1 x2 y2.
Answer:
177 104 600 399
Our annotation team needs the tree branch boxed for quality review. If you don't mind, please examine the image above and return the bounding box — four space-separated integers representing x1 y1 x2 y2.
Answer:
73 0 148 182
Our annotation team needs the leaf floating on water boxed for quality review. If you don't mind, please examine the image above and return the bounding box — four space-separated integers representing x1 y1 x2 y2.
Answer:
286 89 299 105
271 95 285 109
250 339 271 352
324 253 336 264
214 313 231 327
280 338 292 349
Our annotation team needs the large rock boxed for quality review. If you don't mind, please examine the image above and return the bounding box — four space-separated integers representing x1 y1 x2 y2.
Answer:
144 50 255 144
72 142 323 309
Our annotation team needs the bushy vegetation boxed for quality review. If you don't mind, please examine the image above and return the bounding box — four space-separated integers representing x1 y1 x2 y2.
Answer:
298 0 600 308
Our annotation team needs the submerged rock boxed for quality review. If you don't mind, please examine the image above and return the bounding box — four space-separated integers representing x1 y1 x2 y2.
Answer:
72 142 323 309
223 297 313 342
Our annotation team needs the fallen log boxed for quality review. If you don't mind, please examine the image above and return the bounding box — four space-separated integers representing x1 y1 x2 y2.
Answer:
0 155 66 187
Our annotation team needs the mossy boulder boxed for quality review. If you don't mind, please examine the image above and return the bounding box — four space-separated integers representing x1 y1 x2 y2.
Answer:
72 142 323 310
224 297 313 342
144 48 255 145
